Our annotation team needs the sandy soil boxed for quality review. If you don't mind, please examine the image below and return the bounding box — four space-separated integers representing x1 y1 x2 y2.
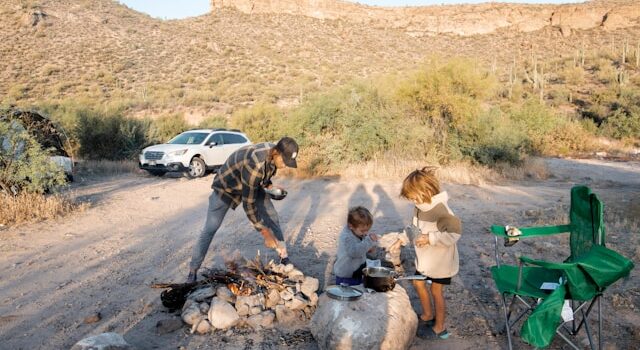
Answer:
0 157 638 350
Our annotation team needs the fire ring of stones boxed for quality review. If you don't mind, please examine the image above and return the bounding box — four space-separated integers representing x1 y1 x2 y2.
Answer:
165 257 320 334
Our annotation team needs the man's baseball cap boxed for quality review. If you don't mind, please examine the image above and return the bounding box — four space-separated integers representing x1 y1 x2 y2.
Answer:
275 137 299 168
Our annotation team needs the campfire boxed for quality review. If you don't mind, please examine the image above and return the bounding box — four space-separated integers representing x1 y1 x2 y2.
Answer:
154 254 319 334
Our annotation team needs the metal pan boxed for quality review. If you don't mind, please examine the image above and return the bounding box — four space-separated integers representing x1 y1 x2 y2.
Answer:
362 266 426 292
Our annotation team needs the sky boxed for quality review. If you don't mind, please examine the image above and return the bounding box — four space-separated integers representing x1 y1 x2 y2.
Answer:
119 0 583 20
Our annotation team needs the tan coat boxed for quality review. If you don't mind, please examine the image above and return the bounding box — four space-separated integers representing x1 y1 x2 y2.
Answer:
410 191 462 279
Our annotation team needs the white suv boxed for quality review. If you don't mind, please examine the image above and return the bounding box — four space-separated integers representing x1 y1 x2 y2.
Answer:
139 129 251 178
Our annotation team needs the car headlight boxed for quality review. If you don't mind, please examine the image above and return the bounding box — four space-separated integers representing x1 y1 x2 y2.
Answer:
169 149 188 156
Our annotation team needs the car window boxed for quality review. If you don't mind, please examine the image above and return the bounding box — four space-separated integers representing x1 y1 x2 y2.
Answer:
206 133 224 146
168 132 209 145
221 133 248 144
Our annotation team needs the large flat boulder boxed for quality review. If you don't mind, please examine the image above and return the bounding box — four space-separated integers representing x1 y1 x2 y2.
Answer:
311 285 417 350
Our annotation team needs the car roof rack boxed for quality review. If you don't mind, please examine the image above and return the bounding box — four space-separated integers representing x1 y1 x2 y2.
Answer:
212 128 227 131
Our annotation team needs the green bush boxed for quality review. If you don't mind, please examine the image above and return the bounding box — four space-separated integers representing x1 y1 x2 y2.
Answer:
75 109 149 160
600 108 640 139
231 103 284 142
0 120 66 194
148 113 189 143
197 115 228 129
455 108 526 165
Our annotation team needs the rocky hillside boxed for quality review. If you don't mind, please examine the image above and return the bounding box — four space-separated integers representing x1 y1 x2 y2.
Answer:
211 0 640 36
1 0 639 122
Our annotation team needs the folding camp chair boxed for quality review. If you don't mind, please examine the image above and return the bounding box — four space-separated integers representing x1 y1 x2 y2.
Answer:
490 185 634 349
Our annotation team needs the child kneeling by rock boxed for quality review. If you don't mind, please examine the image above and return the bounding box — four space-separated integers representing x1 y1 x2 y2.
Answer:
333 206 378 286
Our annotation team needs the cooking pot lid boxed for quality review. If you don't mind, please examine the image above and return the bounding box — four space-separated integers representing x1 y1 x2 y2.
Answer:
326 284 363 301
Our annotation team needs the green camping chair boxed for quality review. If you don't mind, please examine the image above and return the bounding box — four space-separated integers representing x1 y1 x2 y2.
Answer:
490 185 634 349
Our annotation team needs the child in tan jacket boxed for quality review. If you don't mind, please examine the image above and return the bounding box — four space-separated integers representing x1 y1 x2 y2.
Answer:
401 166 462 340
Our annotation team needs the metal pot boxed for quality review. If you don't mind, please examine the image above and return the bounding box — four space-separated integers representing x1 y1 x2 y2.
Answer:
362 266 426 292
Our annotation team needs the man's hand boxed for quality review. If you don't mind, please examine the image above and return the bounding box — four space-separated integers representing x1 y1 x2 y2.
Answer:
260 228 278 249
415 234 429 248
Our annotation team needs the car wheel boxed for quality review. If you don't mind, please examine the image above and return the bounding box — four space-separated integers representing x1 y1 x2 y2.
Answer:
146 170 167 177
187 157 206 178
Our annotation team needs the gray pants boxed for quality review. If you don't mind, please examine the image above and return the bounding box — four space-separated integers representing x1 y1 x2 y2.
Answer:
189 191 283 271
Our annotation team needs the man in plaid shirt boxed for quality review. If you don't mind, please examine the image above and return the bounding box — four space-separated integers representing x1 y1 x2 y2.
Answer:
187 137 299 283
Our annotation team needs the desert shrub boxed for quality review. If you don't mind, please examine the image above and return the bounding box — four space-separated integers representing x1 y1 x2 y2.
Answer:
0 120 66 194
600 108 640 139
510 101 594 155
75 109 149 160
455 108 526 165
395 58 499 155
231 103 284 142
147 113 189 143
198 115 228 129
560 66 585 85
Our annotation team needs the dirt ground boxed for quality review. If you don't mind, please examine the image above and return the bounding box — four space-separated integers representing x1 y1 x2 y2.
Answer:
0 157 638 350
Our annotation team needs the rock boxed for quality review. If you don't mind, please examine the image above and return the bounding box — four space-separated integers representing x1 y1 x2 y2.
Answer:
236 294 264 316
309 293 319 307
301 277 319 298
156 318 183 334
311 285 417 350
208 297 240 329
283 264 295 273
71 333 133 350
246 311 275 329
265 288 281 309
280 289 294 301
83 312 101 324
285 295 307 310
188 286 215 302
216 286 235 304
193 319 212 334
236 304 250 316
288 269 305 282
199 302 210 314
275 304 302 326
181 302 204 326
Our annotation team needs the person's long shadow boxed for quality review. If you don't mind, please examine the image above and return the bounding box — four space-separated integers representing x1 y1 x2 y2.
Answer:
348 183 373 211
373 184 403 233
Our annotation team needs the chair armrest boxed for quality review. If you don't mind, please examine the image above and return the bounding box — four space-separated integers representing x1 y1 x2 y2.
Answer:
490 224 572 238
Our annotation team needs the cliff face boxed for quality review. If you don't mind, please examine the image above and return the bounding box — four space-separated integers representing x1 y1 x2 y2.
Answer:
210 0 640 36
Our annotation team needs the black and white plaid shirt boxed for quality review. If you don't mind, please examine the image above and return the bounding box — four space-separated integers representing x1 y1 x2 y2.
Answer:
211 142 277 231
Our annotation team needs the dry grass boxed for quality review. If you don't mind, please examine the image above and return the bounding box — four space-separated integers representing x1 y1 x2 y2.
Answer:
340 157 552 184
494 157 550 181
75 160 140 178
341 158 501 185
0 192 86 226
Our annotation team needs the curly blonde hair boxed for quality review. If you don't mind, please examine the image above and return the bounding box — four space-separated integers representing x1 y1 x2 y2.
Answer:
400 166 440 204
